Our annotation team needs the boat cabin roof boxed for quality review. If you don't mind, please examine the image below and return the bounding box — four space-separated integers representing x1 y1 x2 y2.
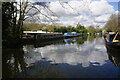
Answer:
111 32 120 42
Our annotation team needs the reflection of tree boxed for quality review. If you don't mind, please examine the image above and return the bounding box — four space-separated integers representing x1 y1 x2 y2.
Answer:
2 46 27 78
13 46 26 74
76 36 88 45
25 59 65 78
34 39 64 48
2 49 14 78
87 35 95 42
88 34 102 42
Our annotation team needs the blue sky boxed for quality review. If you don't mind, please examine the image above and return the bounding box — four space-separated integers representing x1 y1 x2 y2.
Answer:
109 2 118 11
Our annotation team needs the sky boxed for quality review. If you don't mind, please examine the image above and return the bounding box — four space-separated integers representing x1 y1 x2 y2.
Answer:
109 2 118 11
32 0 120 2
28 0 119 28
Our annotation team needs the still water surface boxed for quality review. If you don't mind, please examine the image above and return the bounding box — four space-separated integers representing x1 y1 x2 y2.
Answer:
3 36 120 78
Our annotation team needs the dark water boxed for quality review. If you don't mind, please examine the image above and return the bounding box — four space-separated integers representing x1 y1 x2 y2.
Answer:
2 36 120 78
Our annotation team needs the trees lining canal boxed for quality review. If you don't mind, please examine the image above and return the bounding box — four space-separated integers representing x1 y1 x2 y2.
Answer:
2 2 88 48
2 1 120 79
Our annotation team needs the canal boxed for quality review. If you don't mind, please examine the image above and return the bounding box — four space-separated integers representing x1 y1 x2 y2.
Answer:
2 36 120 78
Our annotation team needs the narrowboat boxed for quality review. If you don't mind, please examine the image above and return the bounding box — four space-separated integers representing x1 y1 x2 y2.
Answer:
104 32 120 66
104 32 120 56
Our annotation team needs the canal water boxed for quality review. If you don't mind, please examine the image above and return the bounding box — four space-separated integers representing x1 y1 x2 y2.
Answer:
2 36 120 78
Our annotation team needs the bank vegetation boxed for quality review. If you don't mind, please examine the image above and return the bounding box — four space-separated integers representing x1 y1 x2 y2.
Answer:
104 13 120 32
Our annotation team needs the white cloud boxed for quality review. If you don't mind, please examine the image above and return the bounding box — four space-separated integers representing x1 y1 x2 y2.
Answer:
115 10 119 15
90 0 114 16
94 14 111 22
26 0 116 27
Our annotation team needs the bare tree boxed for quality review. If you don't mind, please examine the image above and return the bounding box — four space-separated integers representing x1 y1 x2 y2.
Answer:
13 0 58 39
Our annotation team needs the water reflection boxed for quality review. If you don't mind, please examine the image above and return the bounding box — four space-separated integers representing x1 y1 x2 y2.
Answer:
2 46 27 78
105 40 120 67
64 36 87 45
2 36 120 78
24 37 107 68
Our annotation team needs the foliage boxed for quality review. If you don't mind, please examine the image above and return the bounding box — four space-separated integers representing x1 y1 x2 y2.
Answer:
23 21 44 31
87 26 96 34
53 24 87 33
76 24 87 33
76 35 87 45
23 21 88 34
2 1 88 48
2 1 53 47
87 25 102 35
104 14 120 32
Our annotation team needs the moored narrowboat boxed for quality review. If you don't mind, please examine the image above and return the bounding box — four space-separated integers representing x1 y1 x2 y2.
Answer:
104 32 120 66
104 32 120 55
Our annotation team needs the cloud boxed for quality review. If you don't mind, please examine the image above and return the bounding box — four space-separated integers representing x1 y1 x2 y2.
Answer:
90 0 114 16
23 38 108 68
94 14 112 22
50 0 115 27
27 0 116 27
